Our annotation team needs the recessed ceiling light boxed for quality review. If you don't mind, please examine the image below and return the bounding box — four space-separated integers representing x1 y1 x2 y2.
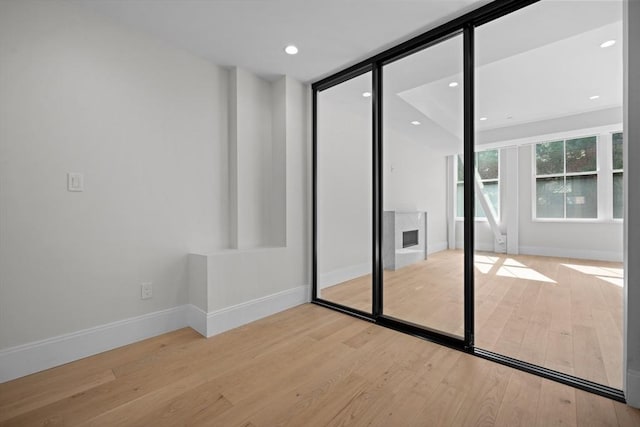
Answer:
449 82 459 88
411 121 421 126
479 117 488 121
284 45 298 55
362 92 371 98
600 40 616 48
590 95 600 100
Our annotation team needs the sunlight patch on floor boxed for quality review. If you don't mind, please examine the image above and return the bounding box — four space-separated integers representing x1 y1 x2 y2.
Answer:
497 265 557 283
562 263 624 278
474 254 498 274
596 276 624 287
475 262 493 274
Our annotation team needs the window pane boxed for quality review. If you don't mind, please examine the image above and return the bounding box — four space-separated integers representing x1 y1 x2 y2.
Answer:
482 181 499 217
457 183 464 217
477 150 499 180
536 177 564 218
536 141 564 175
566 175 597 218
457 155 464 181
613 132 623 170
614 172 623 219
566 136 597 173
475 199 486 218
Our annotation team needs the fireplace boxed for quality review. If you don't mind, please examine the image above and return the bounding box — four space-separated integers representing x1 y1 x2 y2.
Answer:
402 230 419 248
382 211 427 271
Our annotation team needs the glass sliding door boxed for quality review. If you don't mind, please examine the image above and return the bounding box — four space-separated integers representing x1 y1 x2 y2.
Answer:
316 71 373 314
311 0 624 401
381 34 465 338
474 0 624 389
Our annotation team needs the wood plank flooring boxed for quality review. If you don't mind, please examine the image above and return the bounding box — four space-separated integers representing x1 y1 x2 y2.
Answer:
1 304 638 426
320 250 624 389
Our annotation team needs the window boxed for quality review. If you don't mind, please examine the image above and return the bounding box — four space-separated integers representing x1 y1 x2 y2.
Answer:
613 132 623 219
534 136 597 219
456 149 499 219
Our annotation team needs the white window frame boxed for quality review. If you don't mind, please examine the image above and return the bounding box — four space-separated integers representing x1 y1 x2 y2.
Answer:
533 135 599 221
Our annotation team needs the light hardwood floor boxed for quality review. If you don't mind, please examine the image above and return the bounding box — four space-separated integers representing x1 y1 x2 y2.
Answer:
0 304 638 426
321 250 624 389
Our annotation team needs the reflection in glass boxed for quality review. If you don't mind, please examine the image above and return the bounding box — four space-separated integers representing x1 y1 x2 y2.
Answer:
566 137 597 173
536 176 565 218
316 72 372 312
536 141 564 175
613 132 623 219
613 132 623 170
613 173 623 219
566 175 597 218
457 150 500 218
475 0 623 389
382 33 464 337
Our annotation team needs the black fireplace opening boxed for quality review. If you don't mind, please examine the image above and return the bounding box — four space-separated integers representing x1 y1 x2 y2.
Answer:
402 230 419 248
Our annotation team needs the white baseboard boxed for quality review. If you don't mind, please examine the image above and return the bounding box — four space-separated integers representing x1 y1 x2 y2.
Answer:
0 306 187 384
0 285 310 383
626 369 640 408
519 246 623 262
189 285 310 337
186 304 208 337
319 263 370 289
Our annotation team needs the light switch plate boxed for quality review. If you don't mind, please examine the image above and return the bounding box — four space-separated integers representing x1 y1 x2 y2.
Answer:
67 172 84 192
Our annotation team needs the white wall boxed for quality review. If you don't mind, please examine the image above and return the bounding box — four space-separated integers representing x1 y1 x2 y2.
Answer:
383 131 450 253
317 90 372 276
0 0 308 356
456 129 624 262
229 67 284 249
317 83 453 283
517 141 622 261
0 0 230 349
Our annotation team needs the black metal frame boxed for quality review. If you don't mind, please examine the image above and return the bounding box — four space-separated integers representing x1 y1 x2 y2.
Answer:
311 0 625 403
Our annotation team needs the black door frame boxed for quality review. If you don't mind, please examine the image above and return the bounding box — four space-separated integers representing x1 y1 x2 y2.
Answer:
311 0 625 402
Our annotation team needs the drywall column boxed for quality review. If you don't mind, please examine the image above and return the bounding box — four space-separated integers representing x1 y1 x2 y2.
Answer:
624 0 640 408
271 78 287 247
228 67 281 249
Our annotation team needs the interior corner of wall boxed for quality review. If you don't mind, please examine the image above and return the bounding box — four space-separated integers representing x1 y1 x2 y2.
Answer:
187 253 209 312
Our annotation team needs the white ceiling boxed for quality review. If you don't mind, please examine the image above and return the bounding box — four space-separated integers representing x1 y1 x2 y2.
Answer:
69 0 624 153
322 0 623 153
70 0 486 83
399 21 623 134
